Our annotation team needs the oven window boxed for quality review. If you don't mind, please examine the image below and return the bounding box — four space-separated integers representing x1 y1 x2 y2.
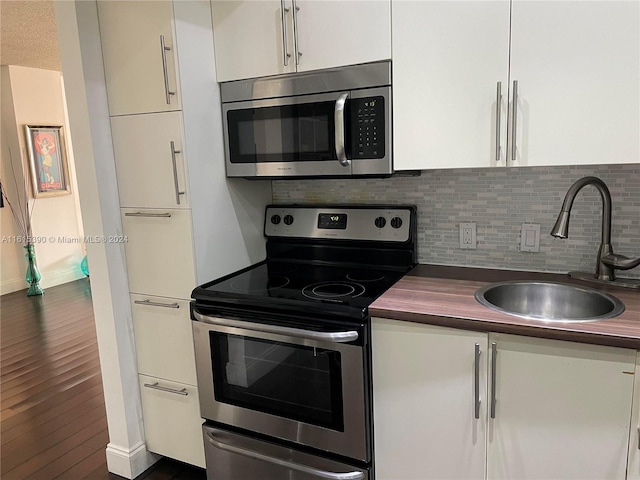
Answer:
227 101 339 163
210 332 344 432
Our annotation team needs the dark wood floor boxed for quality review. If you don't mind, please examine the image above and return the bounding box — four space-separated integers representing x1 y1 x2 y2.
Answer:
1 279 206 480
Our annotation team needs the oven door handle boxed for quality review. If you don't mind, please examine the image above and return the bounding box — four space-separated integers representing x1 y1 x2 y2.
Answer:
205 430 365 480
193 311 359 343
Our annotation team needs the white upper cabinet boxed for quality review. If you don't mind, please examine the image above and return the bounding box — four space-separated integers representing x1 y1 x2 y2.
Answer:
98 0 181 116
211 0 391 82
393 0 510 171
111 112 189 209
509 0 640 167
393 0 640 171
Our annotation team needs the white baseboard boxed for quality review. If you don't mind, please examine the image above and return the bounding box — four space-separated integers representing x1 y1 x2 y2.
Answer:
0 269 85 296
106 442 160 479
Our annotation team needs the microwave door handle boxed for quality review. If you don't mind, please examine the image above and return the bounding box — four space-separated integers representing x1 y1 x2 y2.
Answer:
205 430 365 480
334 93 350 167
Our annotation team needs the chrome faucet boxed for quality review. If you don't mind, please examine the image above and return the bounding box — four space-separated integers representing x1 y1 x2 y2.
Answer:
550 176 640 287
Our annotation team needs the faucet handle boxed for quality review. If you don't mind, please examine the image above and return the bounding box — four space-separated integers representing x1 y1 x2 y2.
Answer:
601 253 640 271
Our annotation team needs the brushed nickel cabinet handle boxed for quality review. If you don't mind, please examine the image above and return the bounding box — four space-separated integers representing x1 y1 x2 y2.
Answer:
134 299 180 309
510 80 518 162
280 0 291 66
490 342 497 418
170 141 185 205
292 0 301 65
144 382 188 396
160 35 176 104
124 212 172 218
474 343 481 420
495 82 502 162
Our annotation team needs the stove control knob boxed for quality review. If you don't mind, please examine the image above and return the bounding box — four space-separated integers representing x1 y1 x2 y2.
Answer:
374 216 386 228
271 215 281 225
390 217 403 229
283 215 294 226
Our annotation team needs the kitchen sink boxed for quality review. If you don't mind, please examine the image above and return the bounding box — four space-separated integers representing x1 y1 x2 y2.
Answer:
474 281 625 323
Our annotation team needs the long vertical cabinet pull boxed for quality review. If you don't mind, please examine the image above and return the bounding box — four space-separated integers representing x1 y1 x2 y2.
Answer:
170 141 185 205
280 0 291 66
495 82 502 162
292 0 302 65
510 80 518 162
160 35 176 104
474 343 481 419
490 342 497 418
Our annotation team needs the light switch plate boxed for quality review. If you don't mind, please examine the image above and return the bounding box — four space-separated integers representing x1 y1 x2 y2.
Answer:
521 223 540 252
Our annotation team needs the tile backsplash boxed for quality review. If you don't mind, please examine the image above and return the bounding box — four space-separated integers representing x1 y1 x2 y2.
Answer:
273 164 640 279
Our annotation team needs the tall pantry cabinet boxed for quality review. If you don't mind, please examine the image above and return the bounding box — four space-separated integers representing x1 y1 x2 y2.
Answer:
96 0 271 467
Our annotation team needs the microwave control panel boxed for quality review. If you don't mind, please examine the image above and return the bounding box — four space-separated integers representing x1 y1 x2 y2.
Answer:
352 96 385 159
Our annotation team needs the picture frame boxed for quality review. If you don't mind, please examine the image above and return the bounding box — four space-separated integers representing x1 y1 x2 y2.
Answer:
25 125 71 198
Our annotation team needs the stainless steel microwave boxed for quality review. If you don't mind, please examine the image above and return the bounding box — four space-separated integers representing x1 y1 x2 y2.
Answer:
220 61 392 178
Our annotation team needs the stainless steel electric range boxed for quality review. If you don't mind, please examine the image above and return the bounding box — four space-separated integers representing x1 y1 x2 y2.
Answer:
191 204 417 480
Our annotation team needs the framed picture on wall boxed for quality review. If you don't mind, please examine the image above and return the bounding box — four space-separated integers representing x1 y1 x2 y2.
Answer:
25 125 71 198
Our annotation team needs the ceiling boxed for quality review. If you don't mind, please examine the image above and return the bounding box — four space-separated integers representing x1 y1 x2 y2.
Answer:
0 0 61 72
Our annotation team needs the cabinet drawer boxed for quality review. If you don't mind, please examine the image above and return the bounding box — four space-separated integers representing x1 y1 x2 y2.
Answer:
112 112 189 209
138 375 205 467
121 208 196 299
131 295 197 385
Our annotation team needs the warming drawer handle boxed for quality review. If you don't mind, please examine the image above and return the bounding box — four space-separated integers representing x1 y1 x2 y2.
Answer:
124 212 172 218
144 382 188 396
193 311 359 343
204 430 365 480
334 93 350 167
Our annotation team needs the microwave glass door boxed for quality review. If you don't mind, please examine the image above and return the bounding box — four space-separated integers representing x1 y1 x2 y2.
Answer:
227 101 339 164
209 332 345 432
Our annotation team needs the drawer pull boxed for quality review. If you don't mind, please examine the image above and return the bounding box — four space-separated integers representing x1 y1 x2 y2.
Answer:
124 212 172 218
134 299 180 309
144 382 188 396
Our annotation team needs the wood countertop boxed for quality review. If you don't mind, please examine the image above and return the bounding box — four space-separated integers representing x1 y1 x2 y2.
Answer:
369 264 640 349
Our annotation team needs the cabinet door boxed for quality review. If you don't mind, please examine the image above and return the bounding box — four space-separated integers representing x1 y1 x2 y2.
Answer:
509 0 640 166
211 0 295 82
131 294 197 385
487 333 635 480
121 208 196 300
372 318 487 480
138 375 205 467
111 112 188 209
392 1 510 171
294 1 391 73
98 0 181 116
627 352 640 480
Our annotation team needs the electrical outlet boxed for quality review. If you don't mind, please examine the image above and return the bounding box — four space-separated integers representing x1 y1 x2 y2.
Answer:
459 222 477 249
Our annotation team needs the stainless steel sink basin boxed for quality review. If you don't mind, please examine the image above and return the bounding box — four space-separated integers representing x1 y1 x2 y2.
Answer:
474 281 625 322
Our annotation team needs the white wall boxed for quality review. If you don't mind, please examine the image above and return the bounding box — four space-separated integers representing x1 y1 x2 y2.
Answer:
0 65 85 294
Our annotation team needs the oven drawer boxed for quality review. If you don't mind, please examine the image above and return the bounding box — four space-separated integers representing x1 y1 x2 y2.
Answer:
203 425 369 480
131 294 196 385
138 375 205 467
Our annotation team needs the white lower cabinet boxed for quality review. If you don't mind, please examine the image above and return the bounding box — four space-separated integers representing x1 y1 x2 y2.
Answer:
372 318 636 480
121 208 196 300
131 294 197 385
628 353 640 480
138 374 205 468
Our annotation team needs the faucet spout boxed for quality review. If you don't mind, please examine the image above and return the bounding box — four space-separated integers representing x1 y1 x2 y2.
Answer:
550 176 614 280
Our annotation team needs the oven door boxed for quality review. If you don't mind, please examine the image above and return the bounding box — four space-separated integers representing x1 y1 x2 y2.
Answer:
222 87 391 178
192 310 369 462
